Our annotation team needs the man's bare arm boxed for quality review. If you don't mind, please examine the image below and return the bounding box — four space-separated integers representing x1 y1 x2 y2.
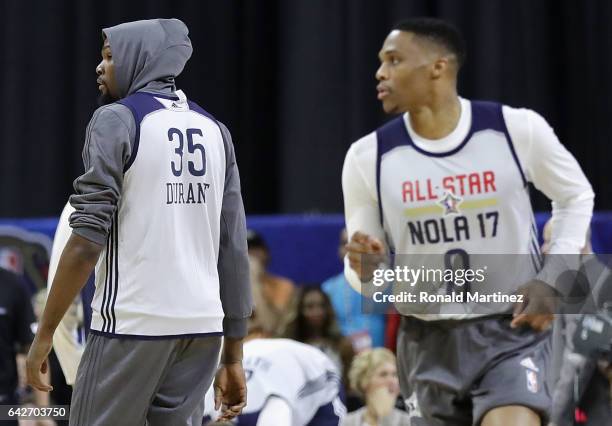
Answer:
26 233 102 391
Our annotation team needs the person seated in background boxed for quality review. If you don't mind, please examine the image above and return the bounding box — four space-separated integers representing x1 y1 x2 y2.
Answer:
543 219 612 426
0 226 55 426
322 228 386 352
341 348 410 426
285 286 355 391
0 267 50 426
203 335 346 426
247 230 297 336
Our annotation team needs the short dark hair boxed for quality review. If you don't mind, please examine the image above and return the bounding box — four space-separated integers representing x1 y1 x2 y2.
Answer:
393 18 466 67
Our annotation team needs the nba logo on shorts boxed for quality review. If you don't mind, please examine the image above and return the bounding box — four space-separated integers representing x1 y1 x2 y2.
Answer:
526 370 538 393
405 393 422 418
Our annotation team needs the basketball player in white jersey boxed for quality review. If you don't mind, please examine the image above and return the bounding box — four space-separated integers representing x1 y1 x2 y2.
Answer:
203 338 346 426
46 202 85 387
343 18 594 425
26 19 252 425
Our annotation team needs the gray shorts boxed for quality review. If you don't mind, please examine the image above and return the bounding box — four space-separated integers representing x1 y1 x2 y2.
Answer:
69 333 222 426
397 315 551 426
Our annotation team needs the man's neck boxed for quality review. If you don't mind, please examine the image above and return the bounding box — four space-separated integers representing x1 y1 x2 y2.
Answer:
140 80 176 96
407 92 461 140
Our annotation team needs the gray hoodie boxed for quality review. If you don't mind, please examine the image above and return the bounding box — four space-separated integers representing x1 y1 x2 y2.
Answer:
69 19 252 338
104 18 192 98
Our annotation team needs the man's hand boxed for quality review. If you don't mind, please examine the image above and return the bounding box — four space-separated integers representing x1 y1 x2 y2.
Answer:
345 231 386 281
511 280 560 331
214 362 247 421
26 333 54 392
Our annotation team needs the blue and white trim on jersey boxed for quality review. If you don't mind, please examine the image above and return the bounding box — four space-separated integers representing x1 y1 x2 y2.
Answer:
100 211 118 333
118 91 221 173
375 100 528 231
119 92 175 172
529 218 544 272
297 370 341 399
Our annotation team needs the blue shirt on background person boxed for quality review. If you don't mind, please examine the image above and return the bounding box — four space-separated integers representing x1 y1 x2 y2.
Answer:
322 229 385 351
322 273 386 349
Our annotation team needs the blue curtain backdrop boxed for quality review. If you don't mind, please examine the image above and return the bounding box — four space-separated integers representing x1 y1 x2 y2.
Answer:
2 213 611 285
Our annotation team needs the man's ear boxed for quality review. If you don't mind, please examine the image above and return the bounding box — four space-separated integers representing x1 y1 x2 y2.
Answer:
431 57 449 79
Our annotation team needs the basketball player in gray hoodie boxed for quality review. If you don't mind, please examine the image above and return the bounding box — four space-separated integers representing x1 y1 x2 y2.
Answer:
26 18 252 426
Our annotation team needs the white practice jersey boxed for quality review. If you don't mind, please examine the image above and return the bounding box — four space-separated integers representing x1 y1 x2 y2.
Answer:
343 98 594 320
90 91 226 337
48 202 84 384
204 339 344 425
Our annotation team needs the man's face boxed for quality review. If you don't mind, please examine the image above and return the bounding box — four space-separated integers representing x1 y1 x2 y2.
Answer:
96 38 119 105
375 31 439 114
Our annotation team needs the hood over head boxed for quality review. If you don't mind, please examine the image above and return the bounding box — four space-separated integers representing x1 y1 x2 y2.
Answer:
102 18 192 98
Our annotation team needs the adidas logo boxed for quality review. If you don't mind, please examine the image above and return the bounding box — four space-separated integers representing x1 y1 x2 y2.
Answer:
171 102 179 108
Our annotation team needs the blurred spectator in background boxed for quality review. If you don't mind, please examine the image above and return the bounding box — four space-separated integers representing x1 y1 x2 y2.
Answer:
544 219 612 426
0 228 56 425
323 229 385 351
0 268 36 425
285 286 355 391
0 226 51 295
247 230 296 336
341 348 410 426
